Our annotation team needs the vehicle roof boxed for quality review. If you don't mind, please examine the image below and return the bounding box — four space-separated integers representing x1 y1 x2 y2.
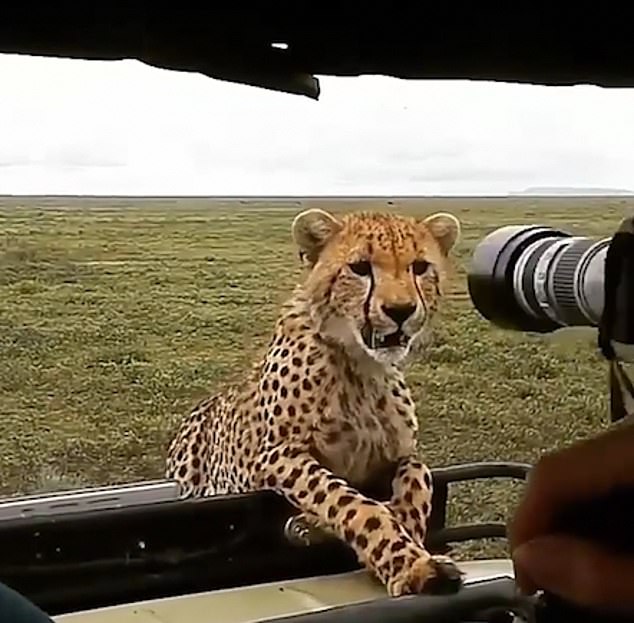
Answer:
1 5 632 98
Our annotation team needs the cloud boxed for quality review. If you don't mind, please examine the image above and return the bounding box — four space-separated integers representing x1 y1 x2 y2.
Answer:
1 53 634 195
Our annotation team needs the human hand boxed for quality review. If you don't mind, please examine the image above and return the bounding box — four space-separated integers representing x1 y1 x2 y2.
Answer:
508 422 634 613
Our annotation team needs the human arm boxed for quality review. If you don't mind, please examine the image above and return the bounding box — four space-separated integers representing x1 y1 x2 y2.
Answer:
508 421 634 612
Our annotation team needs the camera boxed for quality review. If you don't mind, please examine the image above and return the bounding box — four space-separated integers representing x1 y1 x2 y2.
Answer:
467 216 634 623
466 216 634 364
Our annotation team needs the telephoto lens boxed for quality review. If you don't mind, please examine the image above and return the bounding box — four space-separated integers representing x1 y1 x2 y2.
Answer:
467 225 610 333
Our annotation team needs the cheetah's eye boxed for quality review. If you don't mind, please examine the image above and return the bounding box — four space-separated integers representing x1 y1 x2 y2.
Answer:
412 260 431 276
348 261 372 276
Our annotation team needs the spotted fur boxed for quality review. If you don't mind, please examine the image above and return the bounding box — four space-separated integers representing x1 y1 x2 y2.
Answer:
165 208 462 596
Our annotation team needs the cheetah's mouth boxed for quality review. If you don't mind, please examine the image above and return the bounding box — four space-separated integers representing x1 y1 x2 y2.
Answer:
361 326 409 350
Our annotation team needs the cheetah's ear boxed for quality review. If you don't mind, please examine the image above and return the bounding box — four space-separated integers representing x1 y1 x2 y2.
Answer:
422 212 461 256
292 209 342 266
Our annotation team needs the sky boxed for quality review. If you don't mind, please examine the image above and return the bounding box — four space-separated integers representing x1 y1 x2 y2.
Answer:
2 53 634 196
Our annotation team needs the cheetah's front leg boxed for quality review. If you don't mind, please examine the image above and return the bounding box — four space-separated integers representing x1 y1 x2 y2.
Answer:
286 457 435 549
388 455 434 548
256 445 462 597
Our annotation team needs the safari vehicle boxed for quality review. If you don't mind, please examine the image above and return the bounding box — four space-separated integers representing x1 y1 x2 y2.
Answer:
1 5 632 623
0 462 533 622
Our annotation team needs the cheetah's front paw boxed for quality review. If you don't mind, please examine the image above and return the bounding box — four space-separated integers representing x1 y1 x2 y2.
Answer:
387 554 464 597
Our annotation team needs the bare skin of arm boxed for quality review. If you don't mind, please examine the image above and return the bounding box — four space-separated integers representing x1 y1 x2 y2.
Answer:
508 421 634 612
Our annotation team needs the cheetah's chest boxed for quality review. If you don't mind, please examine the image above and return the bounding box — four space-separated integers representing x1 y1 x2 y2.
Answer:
312 380 417 487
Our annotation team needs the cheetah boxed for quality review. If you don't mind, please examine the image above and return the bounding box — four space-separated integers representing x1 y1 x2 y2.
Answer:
165 208 463 597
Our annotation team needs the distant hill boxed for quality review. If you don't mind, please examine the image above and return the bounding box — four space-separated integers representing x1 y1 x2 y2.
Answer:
513 186 634 196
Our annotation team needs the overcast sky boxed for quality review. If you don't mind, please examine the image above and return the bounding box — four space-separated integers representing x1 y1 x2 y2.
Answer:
2 53 634 196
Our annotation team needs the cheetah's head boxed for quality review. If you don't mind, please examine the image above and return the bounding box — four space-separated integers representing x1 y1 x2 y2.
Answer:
292 209 460 367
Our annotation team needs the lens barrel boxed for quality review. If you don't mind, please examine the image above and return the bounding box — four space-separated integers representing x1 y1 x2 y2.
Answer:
467 225 610 333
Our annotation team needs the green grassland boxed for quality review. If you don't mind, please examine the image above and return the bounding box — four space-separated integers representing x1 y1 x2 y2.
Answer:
0 195 631 558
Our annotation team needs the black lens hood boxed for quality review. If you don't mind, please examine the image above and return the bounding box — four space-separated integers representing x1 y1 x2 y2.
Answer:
467 225 569 333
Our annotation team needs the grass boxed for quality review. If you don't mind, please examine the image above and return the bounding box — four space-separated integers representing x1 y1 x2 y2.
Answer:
0 195 631 558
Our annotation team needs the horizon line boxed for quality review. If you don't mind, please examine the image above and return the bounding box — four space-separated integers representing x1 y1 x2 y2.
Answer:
2 193 634 200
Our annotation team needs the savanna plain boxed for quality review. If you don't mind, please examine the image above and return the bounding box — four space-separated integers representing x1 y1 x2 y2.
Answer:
1 195 631 558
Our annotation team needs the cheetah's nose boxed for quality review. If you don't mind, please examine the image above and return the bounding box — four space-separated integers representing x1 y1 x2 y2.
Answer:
381 303 416 327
